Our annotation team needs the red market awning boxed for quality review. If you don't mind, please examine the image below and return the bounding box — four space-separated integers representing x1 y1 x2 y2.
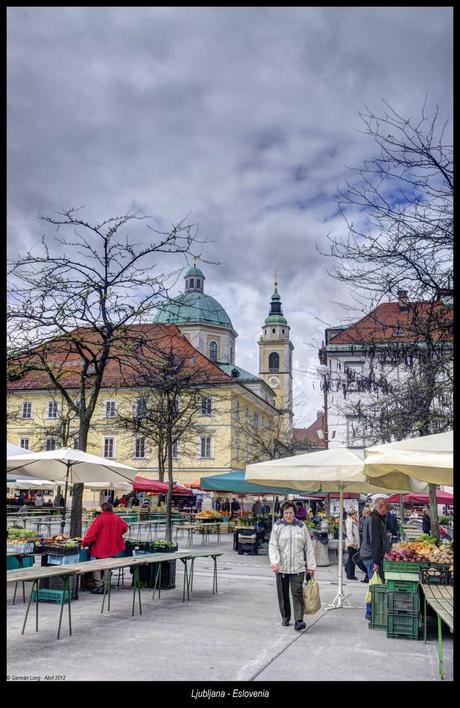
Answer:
388 491 453 505
133 476 194 496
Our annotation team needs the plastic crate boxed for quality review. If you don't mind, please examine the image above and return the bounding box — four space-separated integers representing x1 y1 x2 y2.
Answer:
7 542 35 554
46 553 80 565
387 579 419 593
383 560 421 574
41 544 81 555
40 575 79 600
387 611 420 640
370 584 387 630
420 565 451 586
32 589 73 604
387 591 420 613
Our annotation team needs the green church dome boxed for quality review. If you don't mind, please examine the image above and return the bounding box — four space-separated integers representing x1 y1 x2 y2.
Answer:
155 291 234 328
155 264 234 329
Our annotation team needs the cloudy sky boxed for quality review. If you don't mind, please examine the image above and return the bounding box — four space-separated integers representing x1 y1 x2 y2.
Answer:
7 7 452 425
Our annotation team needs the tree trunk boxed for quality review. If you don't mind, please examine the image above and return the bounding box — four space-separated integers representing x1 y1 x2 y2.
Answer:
165 426 173 544
69 422 89 537
158 440 165 483
428 483 440 539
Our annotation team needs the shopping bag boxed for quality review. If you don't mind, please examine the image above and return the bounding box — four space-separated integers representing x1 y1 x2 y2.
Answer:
365 570 383 603
303 577 321 615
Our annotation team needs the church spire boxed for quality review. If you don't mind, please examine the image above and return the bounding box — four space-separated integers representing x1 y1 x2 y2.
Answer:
266 278 286 323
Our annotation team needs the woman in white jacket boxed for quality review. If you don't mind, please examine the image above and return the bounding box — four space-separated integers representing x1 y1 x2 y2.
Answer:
269 501 316 631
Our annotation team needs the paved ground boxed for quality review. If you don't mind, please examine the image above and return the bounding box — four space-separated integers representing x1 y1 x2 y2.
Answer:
7 533 453 682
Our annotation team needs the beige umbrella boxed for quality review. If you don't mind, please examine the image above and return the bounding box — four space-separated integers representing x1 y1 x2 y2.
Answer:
364 431 453 487
246 447 420 610
7 448 138 531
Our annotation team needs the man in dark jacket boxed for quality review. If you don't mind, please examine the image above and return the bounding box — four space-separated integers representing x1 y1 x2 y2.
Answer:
360 498 391 621
422 507 431 534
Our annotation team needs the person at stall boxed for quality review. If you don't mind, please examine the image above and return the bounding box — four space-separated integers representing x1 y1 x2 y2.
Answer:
45 498 54 507
82 502 129 594
344 509 360 580
269 501 316 631
261 497 271 516
214 497 222 512
230 497 241 518
221 498 230 513
385 506 400 546
295 501 307 521
360 498 391 621
35 493 44 508
422 507 431 534
17 492 26 506
252 498 262 516
131 495 140 507
354 506 371 582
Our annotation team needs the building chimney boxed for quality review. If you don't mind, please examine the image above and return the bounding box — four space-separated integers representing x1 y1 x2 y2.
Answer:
397 289 409 312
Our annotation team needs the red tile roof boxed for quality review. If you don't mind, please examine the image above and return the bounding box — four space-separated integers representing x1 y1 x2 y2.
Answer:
7 323 233 391
329 301 452 345
293 412 326 449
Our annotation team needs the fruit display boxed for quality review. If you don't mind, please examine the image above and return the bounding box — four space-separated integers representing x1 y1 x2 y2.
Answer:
195 510 217 519
385 539 453 566
36 535 82 551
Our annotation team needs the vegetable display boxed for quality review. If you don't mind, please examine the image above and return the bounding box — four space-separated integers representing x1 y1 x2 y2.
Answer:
385 539 453 569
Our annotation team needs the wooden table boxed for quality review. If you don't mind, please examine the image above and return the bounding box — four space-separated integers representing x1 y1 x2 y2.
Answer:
421 584 453 680
7 550 223 640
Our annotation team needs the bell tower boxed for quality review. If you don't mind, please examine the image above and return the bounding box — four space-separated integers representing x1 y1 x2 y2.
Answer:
258 278 293 441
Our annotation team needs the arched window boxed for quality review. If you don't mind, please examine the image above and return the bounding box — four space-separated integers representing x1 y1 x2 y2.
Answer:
209 341 218 362
269 352 279 373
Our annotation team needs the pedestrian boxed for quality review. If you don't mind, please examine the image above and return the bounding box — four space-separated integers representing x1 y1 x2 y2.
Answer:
82 502 129 594
354 507 371 582
17 492 26 506
35 493 44 508
215 497 222 512
221 498 230 513
344 509 360 580
360 498 391 621
269 501 317 631
422 507 431 534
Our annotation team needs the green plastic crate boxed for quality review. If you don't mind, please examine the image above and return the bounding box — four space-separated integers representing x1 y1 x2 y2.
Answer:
387 579 419 593
387 611 420 640
383 560 421 574
32 589 73 604
370 584 387 630
387 591 420 613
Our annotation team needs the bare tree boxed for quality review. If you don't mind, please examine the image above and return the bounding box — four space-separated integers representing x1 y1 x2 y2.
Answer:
7 207 207 536
320 99 453 536
116 328 231 543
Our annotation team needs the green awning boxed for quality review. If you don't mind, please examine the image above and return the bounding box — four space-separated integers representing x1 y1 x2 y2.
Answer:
198 470 319 496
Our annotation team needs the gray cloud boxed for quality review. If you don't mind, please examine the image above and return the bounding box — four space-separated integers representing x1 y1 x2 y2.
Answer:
7 6 452 425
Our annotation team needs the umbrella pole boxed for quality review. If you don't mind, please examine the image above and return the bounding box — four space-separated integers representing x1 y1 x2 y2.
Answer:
326 483 355 610
60 461 71 534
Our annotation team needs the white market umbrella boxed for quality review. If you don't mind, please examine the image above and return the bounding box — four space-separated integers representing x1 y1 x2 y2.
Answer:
364 431 453 487
246 447 420 610
7 448 138 531
83 481 133 491
7 479 57 489
8 441 31 456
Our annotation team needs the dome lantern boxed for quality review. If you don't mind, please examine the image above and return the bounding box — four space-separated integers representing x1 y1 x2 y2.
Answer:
184 262 205 293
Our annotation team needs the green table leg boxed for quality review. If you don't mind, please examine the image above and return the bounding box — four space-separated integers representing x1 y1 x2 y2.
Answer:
152 564 162 600
188 558 195 598
424 596 427 643
438 615 445 680
57 576 72 639
181 559 188 603
101 570 112 613
22 579 38 635
212 556 218 594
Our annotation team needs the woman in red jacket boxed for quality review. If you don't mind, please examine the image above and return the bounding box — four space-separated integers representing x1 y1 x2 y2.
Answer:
82 502 129 594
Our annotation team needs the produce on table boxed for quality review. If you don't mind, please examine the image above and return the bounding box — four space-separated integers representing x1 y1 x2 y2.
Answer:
195 510 217 519
385 539 453 566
